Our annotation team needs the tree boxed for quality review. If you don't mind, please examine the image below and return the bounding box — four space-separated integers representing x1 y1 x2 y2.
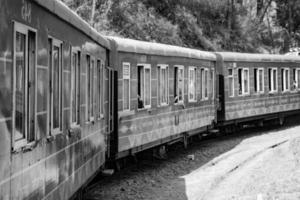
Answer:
276 0 300 51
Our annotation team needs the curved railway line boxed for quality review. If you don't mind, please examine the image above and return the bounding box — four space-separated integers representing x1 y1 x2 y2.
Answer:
84 115 300 200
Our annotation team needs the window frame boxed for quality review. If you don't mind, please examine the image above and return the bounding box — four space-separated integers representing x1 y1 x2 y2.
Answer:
254 68 264 94
122 62 131 112
268 67 278 93
70 48 81 127
174 65 184 105
238 68 250 96
157 64 169 106
228 68 234 97
211 68 215 100
201 68 209 100
281 68 290 92
137 64 151 110
188 66 197 102
97 59 104 119
86 55 95 122
292 68 300 91
12 21 38 150
49 37 63 136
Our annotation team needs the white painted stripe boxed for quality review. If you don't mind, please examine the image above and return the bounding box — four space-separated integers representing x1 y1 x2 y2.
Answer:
0 126 107 187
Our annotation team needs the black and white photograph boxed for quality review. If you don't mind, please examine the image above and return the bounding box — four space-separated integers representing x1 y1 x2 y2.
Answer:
1 0 300 199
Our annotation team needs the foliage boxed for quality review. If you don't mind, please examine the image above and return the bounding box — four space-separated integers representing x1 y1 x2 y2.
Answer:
275 0 300 51
60 0 300 53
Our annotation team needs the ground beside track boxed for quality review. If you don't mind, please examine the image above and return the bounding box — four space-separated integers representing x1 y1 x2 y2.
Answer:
84 117 300 200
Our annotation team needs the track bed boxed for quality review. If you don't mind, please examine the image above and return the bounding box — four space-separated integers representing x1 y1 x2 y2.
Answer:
84 116 300 200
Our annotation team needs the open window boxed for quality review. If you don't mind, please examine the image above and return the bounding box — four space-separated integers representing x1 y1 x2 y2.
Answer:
157 65 169 106
174 65 184 104
268 68 278 93
292 68 300 91
238 68 250 95
228 68 234 97
70 49 81 126
137 64 151 109
254 68 264 93
201 68 209 100
48 37 63 136
123 62 130 111
211 68 215 99
97 59 104 118
281 68 290 92
13 22 37 149
86 55 95 121
188 66 197 102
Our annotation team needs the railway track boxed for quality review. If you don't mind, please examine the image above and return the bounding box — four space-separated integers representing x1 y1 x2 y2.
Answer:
84 115 300 200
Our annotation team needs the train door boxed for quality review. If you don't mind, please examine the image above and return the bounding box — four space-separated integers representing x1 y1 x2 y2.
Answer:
106 68 118 159
217 75 225 122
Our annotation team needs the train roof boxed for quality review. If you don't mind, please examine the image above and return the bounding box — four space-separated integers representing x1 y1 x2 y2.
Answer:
33 0 110 49
107 37 216 61
216 52 300 63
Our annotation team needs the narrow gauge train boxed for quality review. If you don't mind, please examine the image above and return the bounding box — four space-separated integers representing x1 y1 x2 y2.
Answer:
107 37 216 160
1 0 300 200
1 0 110 199
215 52 300 129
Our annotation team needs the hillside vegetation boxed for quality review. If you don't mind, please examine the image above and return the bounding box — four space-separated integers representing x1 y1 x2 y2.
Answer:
61 0 300 53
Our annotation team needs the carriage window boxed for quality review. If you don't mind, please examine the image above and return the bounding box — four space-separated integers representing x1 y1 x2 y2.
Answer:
292 68 300 90
281 68 290 92
188 67 197 102
137 64 151 109
86 55 95 121
93 59 97 118
238 68 249 95
157 65 169 106
123 62 130 111
97 60 104 118
14 23 37 148
48 38 62 136
201 68 209 100
268 68 278 92
174 65 184 104
228 68 234 97
254 68 264 93
71 50 81 125
100 61 104 116
211 69 215 99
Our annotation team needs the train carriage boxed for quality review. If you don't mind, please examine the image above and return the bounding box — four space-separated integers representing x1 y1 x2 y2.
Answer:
0 0 110 199
107 37 217 159
216 52 300 126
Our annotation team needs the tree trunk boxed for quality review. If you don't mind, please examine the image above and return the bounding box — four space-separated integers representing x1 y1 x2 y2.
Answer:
90 0 96 27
